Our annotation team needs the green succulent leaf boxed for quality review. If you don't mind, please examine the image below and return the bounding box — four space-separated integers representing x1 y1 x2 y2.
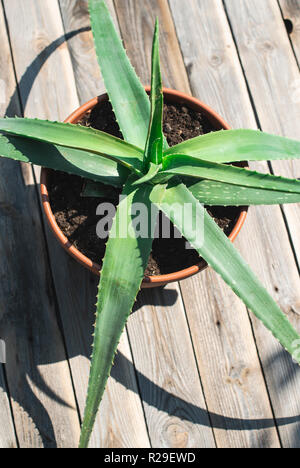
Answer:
79 177 166 448
0 118 144 175
81 180 119 198
132 162 160 186
162 154 300 193
186 178 300 206
88 0 151 148
0 133 128 186
163 129 300 164
158 181 300 364
143 19 164 169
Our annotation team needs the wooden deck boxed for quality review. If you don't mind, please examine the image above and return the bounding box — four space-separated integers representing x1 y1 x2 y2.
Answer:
0 0 299 448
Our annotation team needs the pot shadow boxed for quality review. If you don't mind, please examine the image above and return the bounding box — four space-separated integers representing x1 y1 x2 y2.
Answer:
1 29 300 449
133 287 178 310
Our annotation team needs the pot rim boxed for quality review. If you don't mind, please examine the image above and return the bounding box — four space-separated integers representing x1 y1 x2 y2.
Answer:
40 87 248 287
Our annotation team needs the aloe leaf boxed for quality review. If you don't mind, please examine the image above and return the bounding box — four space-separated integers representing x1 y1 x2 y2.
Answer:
0 118 144 174
81 180 119 198
0 133 128 186
158 181 300 364
79 178 166 448
143 19 164 168
88 0 150 148
132 162 160 186
162 154 300 193
163 129 300 164
186 178 300 206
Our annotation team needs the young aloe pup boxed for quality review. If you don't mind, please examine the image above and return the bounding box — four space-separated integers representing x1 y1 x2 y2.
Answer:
0 0 299 448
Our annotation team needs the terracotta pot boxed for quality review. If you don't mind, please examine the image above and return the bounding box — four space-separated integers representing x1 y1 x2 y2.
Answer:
40 88 248 288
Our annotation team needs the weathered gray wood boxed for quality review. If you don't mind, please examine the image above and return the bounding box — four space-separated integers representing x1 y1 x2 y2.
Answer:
30 0 150 448
0 4 19 449
59 0 113 103
0 0 81 448
279 0 300 62
224 0 300 267
170 0 300 448
131 285 215 448
114 0 190 91
0 367 17 448
114 0 280 449
223 0 300 448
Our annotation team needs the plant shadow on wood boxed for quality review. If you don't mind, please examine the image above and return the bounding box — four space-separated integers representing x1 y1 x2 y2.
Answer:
5 27 91 117
0 160 76 448
266 348 300 390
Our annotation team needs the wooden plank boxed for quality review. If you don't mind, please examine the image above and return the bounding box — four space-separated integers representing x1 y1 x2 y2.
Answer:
170 0 300 448
0 4 19 449
58 0 115 103
113 0 190 92
279 0 300 62
29 0 150 448
223 0 300 448
224 0 300 267
0 366 17 448
131 285 215 448
114 0 280 449
1 0 80 448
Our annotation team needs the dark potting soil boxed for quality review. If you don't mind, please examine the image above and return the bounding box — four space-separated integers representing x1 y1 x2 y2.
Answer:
48 101 241 275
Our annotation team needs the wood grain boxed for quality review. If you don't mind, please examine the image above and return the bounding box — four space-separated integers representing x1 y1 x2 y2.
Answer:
0 366 17 448
0 0 81 448
170 0 300 447
223 0 300 447
58 0 116 103
0 5 19 449
114 0 190 92
130 285 215 448
279 0 300 62
224 0 300 267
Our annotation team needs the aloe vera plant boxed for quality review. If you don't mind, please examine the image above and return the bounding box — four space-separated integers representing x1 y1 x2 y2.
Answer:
0 0 300 448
